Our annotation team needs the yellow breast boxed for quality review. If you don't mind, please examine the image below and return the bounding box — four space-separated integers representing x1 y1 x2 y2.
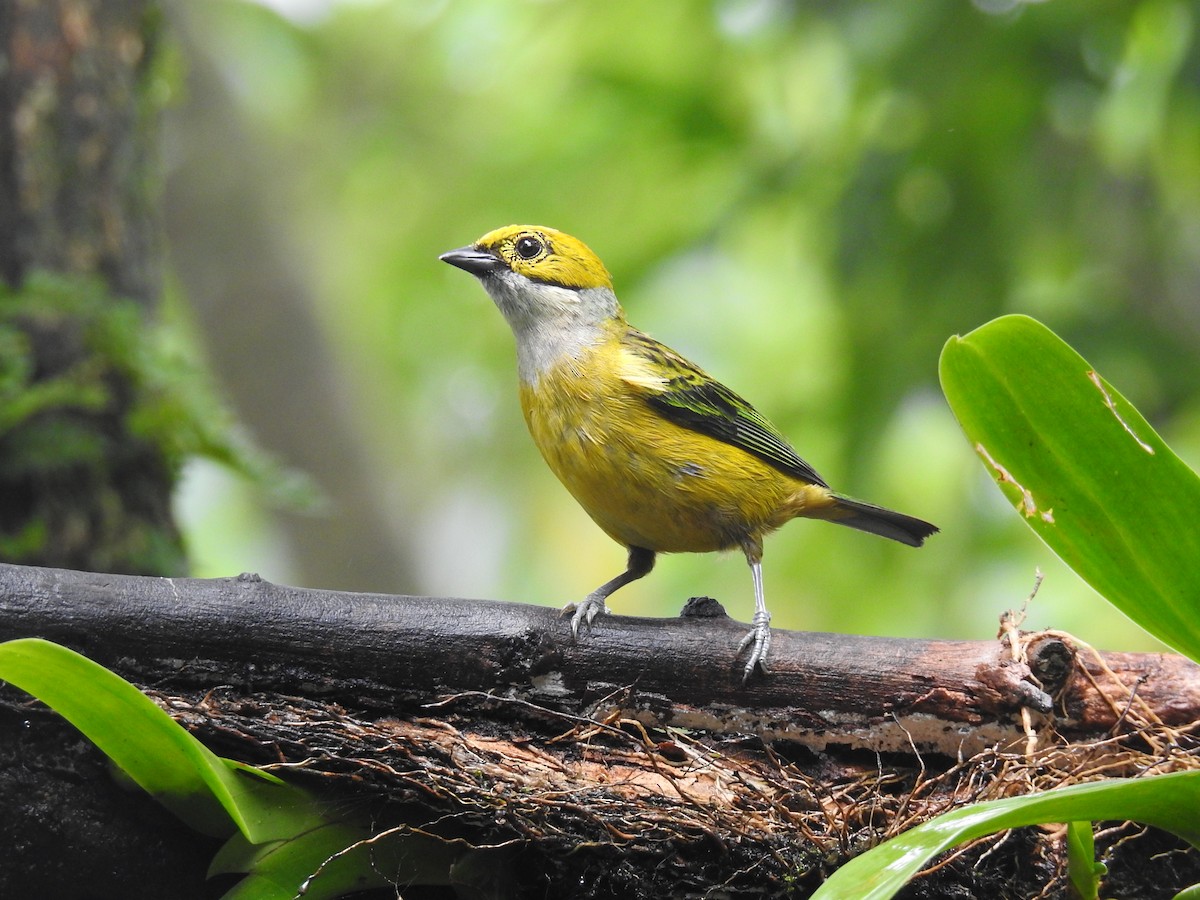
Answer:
518 333 820 554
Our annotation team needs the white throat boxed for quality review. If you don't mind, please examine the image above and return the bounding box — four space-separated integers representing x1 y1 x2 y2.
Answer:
480 274 619 383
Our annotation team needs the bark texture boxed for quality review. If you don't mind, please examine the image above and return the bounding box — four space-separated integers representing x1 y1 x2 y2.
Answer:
0 0 184 575
1 562 1198 755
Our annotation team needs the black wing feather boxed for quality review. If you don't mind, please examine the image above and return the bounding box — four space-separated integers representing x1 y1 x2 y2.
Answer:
625 331 828 487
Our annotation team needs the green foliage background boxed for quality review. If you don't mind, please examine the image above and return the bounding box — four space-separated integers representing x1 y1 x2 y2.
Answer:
170 0 1200 651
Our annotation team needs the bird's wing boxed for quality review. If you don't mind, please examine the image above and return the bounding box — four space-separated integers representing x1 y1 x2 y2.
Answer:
618 329 829 487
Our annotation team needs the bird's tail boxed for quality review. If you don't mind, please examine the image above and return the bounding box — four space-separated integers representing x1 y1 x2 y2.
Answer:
817 494 939 547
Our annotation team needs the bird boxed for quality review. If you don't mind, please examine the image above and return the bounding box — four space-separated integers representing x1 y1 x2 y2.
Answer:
440 225 937 680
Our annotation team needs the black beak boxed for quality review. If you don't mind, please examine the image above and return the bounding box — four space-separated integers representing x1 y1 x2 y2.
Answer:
439 245 504 277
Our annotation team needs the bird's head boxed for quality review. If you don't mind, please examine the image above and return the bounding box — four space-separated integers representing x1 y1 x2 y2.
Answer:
440 226 621 337
441 225 612 290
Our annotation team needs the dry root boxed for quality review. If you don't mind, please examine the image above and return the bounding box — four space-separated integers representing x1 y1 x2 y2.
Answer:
150 629 1200 897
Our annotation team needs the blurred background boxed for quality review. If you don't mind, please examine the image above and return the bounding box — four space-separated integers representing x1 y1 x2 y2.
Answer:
161 0 1199 652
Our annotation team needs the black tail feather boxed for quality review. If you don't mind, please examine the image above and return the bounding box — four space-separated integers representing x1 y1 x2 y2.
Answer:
826 495 938 547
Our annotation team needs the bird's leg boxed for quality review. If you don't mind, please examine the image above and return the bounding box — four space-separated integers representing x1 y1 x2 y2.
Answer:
565 546 655 638
735 540 771 682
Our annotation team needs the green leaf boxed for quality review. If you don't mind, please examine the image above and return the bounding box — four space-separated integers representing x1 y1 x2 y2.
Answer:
1066 820 1104 900
214 823 394 900
0 638 322 842
939 315 1200 662
0 638 463 897
214 823 464 900
811 772 1200 900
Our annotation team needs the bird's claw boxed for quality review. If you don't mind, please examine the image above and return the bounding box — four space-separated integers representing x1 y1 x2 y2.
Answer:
563 594 608 639
735 609 772 683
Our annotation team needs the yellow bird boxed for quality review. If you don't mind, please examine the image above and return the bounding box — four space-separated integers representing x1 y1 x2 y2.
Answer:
440 226 937 680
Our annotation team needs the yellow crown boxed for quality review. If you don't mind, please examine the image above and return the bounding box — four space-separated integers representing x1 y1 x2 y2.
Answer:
474 225 613 291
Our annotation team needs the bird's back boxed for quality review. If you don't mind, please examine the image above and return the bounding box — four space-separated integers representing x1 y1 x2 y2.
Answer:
518 327 834 553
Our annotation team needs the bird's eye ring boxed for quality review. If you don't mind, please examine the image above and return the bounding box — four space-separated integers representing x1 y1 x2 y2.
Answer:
514 235 544 260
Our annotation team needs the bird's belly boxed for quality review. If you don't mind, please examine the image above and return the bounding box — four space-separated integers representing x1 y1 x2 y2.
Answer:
521 379 795 553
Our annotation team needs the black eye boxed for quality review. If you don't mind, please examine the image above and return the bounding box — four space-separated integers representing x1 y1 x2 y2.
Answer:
514 235 544 260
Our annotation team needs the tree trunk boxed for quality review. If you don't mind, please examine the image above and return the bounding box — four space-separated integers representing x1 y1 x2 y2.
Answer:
0 0 184 575
0 3 201 894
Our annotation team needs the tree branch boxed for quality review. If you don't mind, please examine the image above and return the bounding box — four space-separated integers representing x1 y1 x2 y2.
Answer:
3 561 1200 896
2 562 1197 757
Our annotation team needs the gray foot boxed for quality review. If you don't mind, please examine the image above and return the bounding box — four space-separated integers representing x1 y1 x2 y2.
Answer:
564 593 608 638
735 609 772 682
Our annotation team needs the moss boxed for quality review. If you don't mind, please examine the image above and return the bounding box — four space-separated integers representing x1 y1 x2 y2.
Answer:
0 272 310 574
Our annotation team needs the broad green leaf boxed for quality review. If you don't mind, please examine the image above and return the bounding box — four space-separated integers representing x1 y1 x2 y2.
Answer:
940 315 1200 662
0 638 323 842
812 771 1200 900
